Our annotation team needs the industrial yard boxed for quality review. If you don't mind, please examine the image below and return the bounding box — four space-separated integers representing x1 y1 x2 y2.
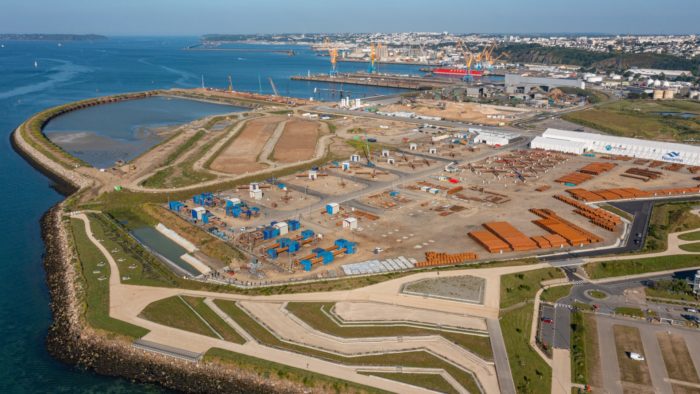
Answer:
20 70 700 394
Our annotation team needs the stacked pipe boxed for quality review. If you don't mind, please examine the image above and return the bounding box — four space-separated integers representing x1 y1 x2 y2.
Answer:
415 251 478 268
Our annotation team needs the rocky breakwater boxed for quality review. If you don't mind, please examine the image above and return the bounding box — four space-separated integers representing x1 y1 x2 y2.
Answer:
42 205 318 393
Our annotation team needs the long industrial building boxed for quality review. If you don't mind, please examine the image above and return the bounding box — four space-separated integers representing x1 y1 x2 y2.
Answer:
531 128 700 165
505 74 585 94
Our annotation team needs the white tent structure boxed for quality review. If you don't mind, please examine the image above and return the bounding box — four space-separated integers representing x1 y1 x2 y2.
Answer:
530 128 700 165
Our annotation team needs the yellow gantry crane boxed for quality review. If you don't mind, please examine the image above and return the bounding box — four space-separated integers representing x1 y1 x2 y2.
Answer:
323 37 339 76
368 42 382 73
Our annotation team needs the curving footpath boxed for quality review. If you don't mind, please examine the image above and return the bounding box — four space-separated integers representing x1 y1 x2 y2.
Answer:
70 212 558 393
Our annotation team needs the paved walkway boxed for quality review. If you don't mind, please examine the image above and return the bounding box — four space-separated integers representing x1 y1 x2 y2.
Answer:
585 228 700 263
551 349 572 394
73 212 551 393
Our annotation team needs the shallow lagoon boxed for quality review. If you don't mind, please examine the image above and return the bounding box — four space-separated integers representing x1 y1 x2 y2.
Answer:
44 96 243 168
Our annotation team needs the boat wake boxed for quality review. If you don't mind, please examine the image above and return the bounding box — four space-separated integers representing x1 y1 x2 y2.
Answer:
0 59 91 100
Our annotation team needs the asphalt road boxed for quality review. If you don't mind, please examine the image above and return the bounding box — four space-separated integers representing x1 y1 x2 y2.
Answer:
486 318 517 394
543 196 700 264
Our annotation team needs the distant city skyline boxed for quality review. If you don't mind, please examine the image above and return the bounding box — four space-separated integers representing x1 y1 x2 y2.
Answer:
2 0 699 36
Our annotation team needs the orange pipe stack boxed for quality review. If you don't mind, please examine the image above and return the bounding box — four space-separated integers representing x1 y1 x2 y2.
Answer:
567 186 699 202
555 194 621 231
555 172 593 185
447 186 464 195
469 230 511 253
415 251 478 268
483 222 539 252
578 162 617 175
530 209 602 246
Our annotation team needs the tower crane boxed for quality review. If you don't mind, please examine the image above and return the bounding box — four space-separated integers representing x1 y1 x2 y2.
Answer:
323 37 339 76
367 42 381 73
456 39 476 81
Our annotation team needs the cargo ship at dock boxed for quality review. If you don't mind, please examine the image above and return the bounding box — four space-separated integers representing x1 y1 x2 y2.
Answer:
430 68 484 77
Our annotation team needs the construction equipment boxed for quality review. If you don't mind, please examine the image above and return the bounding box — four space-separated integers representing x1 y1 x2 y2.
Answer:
268 77 279 96
368 42 378 74
227 75 233 92
323 37 339 76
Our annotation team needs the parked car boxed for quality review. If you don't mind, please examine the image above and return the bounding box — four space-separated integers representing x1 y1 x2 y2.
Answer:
541 317 553 324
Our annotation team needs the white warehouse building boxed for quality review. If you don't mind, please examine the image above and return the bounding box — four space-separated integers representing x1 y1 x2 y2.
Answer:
531 128 700 165
474 130 520 146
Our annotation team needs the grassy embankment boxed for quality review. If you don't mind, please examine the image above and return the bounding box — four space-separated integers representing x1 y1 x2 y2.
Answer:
285 302 493 360
679 230 700 241
569 311 601 387
499 267 565 394
562 100 700 142
540 285 572 303
212 300 483 394
643 202 700 253
583 202 700 279
140 296 245 343
358 372 457 394
205 348 389 394
69 217 149 339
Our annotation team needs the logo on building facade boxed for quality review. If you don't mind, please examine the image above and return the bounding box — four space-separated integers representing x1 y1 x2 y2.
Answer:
662 151 683 163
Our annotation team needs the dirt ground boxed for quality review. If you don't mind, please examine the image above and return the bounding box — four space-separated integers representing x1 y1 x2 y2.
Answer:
379 99 532 125
209 116 284 174
333 116 421 144
613 325 654 393
272 119 321 163
656 332 700 384
284 174 367 196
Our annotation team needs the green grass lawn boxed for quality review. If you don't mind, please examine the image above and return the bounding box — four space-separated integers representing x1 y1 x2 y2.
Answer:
69 218 149 339
86 213 183 287
644 202 700 253
570 312 601 387
500 268 565 308
205 348 389 394
644 287 699 302
584 255 700 279
540 285 572 303
285 302 493 360
181 296 246 343
500 304 551 394
213 300 482 394
360 372 457 394
680 242 700 252
562 99 700 142
140 296 217 337
587 290 608 299
679 231 700 241
614 307 645 318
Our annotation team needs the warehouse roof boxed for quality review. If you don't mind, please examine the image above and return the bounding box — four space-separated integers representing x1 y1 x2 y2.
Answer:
542 128 700 155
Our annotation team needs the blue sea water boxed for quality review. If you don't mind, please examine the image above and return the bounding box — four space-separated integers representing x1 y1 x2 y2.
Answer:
0 37 422 392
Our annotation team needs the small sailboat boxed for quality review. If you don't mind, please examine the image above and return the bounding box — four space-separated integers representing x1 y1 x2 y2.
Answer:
34 60 38 68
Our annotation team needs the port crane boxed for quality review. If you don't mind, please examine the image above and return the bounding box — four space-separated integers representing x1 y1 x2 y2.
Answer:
322 37 339 76
367 42 381 74
456 39 476 81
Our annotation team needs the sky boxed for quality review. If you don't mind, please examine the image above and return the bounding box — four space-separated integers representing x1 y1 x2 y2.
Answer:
2 0 699 36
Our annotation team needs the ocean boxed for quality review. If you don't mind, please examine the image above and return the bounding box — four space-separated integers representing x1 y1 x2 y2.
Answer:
0 36 421 392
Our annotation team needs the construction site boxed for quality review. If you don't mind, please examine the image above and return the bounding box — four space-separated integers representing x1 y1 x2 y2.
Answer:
150 107 700 285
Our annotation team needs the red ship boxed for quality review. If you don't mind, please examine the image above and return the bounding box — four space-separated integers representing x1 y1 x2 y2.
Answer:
431 68 483 77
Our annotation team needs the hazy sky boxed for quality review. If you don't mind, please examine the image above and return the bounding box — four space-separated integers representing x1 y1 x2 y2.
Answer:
2 0 699 35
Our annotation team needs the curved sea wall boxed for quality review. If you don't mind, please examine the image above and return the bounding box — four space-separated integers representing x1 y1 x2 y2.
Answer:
15 93 313 393
42 205 309 393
